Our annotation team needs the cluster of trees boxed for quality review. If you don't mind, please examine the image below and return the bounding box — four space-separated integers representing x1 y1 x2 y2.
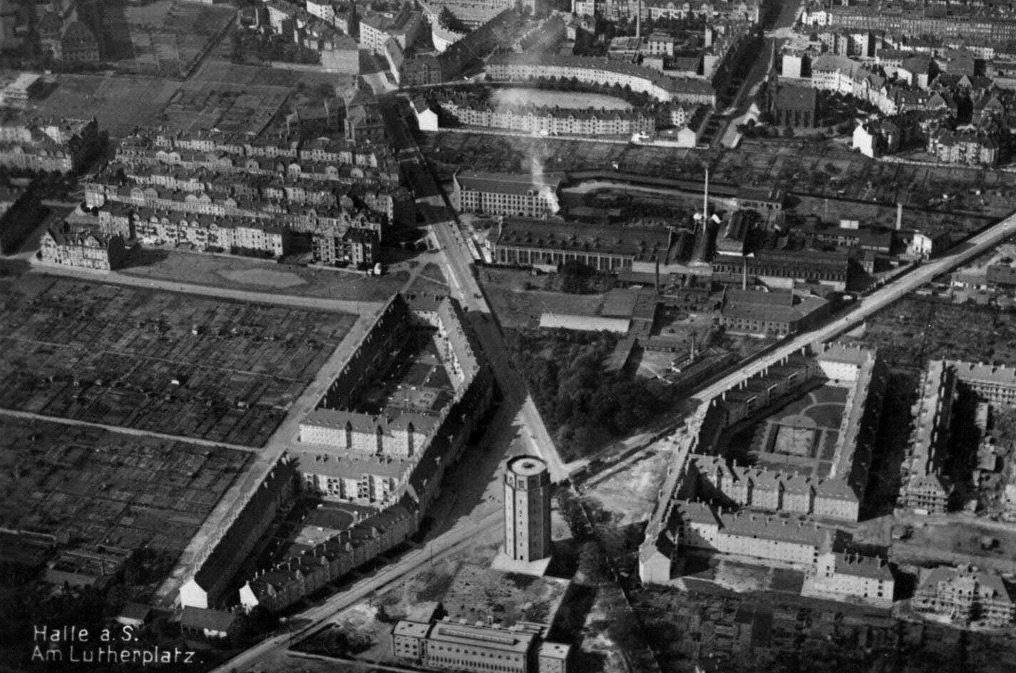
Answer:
559 260 597 294
438 6 470 33
299 626 374 657
231 32 320 65
506 328 680 460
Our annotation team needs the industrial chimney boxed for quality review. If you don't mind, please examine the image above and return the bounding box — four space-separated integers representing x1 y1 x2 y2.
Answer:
702 166 709 221
896 202 903 231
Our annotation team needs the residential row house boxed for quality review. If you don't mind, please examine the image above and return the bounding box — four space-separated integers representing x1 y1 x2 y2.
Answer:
803 4 1016 46
0 112 104 173
806 551 895 608
439 102 656 136
90 166 411 231
39 222 126 271
131 208 290 257
258 0 360 73
903 360 956 514
926 127 1002 165
671 500 832 566
571 0 760 23
913 565 1016 628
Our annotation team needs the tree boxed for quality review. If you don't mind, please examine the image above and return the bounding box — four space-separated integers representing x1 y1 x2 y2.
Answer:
438 6 468 33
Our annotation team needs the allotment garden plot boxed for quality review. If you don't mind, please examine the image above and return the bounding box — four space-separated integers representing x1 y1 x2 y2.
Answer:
0 417 250 563
0 277 356 447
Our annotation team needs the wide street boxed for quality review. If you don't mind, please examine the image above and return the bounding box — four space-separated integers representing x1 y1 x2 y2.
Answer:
382 92 573 483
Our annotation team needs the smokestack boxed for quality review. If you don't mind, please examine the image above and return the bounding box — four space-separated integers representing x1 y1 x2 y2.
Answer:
636 0 642 40
703 166 709 222
655 258 660 293
742 258 747 291
896 202 903 230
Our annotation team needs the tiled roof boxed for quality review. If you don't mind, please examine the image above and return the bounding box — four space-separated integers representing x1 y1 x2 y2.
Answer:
455 169 563 196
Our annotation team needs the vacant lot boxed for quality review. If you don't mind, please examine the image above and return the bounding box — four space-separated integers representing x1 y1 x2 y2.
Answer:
124 248 411 302
31 74 181 138
0 276 356 447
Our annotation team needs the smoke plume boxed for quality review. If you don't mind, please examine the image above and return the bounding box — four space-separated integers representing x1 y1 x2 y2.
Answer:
530 154 560 215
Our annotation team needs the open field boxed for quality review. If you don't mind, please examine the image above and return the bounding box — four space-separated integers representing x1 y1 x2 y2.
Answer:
29 74 181 137
124 249 411 301
0 415 249 564
194 59 357 89
492 88 631 110
0 276 356 447
892 518 1016 573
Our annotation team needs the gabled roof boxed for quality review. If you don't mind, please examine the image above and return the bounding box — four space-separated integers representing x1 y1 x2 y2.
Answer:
181 607 238 632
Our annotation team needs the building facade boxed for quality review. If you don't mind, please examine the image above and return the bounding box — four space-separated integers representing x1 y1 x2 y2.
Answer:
453 170 563 219
39 223 126 271
913 565 1016 628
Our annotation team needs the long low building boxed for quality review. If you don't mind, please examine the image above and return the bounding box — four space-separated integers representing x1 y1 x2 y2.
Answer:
902 360 956 515
439 102 656 137
671 500 831 566
712 248 853 291
491 217 681 273
393 610 571 673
